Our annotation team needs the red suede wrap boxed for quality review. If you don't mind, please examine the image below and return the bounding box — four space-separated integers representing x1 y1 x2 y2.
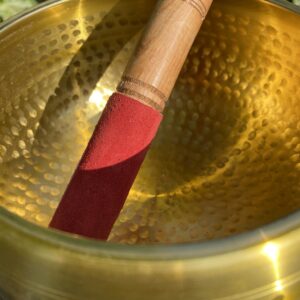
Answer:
49 93 162 240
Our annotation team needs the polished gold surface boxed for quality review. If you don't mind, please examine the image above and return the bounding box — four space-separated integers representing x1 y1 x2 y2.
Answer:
0 0 300 299
1 0 300 245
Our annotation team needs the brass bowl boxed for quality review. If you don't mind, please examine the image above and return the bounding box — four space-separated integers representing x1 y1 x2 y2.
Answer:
1 0 300 299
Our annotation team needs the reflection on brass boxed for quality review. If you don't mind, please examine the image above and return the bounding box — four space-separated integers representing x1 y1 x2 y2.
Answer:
0 0 300 246
0 1 300 300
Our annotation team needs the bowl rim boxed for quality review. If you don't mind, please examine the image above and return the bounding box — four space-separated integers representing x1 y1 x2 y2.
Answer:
0 0 300 261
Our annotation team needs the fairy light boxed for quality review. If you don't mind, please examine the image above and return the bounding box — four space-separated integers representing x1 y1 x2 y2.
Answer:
263 242 283 292
89 88 112 109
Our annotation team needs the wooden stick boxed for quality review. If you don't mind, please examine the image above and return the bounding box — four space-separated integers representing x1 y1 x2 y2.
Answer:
118 0 213 112
50 0 214 240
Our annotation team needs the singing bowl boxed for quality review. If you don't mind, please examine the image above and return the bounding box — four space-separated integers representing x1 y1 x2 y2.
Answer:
0 0 300 299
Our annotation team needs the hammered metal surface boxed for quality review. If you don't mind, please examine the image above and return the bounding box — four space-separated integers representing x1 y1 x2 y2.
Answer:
0 0 300 245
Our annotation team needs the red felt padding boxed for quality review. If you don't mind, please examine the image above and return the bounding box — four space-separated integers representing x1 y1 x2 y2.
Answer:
49 93 162 240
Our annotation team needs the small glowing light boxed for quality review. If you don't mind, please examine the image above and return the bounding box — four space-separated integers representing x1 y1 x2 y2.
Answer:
263 242 284 292
89 90 103 106
88 88 112 109
275 280 283 292
263 243 279 260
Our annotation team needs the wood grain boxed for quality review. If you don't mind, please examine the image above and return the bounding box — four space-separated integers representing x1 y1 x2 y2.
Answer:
117 0 213 112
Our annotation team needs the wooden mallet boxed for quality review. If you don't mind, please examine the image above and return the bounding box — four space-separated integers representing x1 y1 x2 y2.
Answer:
49 0 213 240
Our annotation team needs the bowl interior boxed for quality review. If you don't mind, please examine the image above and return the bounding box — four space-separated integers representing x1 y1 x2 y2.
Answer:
0 0 300 244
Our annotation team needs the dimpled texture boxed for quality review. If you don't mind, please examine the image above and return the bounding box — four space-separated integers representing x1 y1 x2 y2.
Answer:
49 93 162 239
0 1 300 245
